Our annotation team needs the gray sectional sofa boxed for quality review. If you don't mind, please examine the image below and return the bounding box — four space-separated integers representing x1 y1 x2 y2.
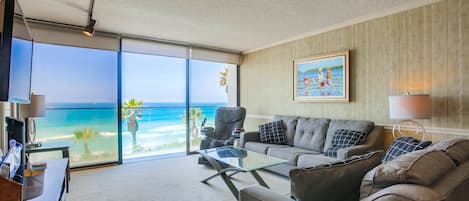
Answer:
240 115 385 176
239 138 469 201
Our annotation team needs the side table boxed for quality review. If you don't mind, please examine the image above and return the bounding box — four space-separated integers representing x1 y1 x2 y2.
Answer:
25 140 73 193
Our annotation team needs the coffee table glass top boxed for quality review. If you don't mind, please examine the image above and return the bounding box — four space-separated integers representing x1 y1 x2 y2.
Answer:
198 146 287 171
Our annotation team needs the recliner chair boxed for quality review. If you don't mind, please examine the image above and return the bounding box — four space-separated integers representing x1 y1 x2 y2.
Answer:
198 106 246 165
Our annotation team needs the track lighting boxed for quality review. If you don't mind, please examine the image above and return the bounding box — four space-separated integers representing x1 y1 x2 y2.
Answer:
82 19 96 37
82 0 96 37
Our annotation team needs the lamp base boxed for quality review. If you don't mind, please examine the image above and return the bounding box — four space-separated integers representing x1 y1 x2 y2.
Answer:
392 119 427 140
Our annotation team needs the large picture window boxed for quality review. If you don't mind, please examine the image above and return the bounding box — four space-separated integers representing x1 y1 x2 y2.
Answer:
27 37 239 166
30 42 119 167
121 52 187 159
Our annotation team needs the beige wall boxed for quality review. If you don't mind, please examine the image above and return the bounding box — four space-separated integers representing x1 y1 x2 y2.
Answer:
240 0 469 141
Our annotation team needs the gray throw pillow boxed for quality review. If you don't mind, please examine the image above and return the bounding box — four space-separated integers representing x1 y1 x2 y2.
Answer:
360 150 456 199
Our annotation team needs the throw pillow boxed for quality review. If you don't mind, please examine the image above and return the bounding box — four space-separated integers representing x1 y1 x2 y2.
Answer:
360 150 456 199
382 136 432 163
258 120 286 144
324 129 368 157
429 138 469 165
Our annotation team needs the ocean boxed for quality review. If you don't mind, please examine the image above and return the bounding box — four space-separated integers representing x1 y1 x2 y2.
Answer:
34 102 223 166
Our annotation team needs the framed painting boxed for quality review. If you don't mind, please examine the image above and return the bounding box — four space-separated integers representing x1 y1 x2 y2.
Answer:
293 51 349 102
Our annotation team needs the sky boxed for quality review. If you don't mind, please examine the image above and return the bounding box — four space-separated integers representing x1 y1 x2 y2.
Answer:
297 56 344 72
31 42 231 104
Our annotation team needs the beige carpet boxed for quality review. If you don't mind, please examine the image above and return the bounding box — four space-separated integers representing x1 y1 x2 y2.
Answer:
66 155 290 201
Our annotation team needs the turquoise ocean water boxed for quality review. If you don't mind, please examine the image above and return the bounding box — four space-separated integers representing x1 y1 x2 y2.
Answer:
34 102 222 165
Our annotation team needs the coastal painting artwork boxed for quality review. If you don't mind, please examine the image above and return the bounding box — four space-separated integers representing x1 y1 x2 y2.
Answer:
294 51 349 102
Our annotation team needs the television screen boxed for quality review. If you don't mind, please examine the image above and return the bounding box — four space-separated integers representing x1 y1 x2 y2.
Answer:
0 0 33 103
8 37 33 103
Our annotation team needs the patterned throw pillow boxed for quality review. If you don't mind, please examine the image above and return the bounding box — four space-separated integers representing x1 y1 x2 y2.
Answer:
324 129 368 157
258 120 286 144
382 136 432 163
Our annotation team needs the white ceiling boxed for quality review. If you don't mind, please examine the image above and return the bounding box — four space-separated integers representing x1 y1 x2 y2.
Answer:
18 0 439 53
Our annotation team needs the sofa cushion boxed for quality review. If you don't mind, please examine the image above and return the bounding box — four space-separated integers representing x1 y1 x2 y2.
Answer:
360 150 456 198
324 120 374 153
382 136 432 163
272 115 299 146
430 138 469 165
244 142 289 154
324 129 368 157
258 120 286 144
291 151 384 201
296 153 340 168
267 147 317 165
293 117 330 152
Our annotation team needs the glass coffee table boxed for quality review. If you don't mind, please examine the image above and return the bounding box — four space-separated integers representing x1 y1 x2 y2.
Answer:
198 146 286 200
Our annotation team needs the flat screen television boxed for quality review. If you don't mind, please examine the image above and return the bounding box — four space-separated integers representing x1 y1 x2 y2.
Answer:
0 0 33 103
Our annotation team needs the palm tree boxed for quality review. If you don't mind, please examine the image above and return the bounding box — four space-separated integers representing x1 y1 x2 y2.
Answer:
219 67 228 93
182 107 204 138
122 98 143 149
73 128 97 155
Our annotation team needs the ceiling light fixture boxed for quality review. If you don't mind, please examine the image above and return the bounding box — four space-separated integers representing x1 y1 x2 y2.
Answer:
82 0 96 37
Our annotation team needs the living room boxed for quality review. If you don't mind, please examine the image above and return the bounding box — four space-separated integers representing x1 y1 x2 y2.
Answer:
0 0 468 201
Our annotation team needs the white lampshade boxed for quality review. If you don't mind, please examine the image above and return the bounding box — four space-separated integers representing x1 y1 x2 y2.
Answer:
389 94 431 120
19 94 46 118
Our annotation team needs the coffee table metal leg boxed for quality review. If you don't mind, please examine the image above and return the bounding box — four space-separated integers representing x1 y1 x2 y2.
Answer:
251 170 269 188
62 149 70 193
202 168 240 183
200 155 240 200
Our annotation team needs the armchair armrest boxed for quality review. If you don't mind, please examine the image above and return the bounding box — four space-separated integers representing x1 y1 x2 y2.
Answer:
336 126 385 160
239 185 292 201
201 127 215 138
240 131 260 148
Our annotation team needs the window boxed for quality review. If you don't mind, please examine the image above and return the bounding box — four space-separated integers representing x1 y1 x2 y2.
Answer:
189 60 238 151
121 52 187 158
30 43 118 167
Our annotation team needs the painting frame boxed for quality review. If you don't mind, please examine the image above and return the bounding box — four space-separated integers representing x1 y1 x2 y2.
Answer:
293 50 350 102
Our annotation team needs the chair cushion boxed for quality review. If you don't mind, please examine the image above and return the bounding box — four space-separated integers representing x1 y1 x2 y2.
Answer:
267 147 317 165
293 117 330 152
296 153 340 168
258 121 286 144
324 120 374 153
360 150 456 198
244 142 289 154
324 129 368 157
272 115 299 146
430 138 469 165
382 136 432 163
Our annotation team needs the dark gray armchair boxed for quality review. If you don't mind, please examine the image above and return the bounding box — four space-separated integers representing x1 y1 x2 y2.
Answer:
198 106 246 165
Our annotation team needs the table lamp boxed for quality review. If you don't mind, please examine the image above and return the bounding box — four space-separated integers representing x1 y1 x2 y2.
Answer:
19 94 45 147
389 93 431 140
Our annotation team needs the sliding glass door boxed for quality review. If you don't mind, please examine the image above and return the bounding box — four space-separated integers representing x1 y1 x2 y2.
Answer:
121 52 187 159
30 42 119 167
189 60 238 152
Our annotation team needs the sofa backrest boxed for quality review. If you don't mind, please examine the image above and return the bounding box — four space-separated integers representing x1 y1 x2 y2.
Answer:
324 120 374 153
293 117 330 152
273 115 299 146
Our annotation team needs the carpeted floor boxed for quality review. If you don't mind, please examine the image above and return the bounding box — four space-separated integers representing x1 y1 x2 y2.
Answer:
66 155 290 201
